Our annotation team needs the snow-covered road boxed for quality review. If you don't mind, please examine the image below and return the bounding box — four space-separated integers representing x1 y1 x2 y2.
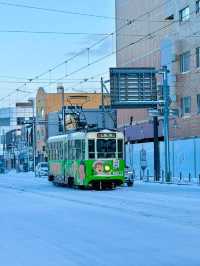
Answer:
1 172 200 266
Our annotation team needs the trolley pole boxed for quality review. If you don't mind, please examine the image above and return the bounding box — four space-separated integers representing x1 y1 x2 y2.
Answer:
61 87 65 134
162 66 171 183
101 77 106 129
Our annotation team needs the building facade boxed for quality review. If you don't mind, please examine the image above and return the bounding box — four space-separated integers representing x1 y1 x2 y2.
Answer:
115 0 200 140
3 102 34 170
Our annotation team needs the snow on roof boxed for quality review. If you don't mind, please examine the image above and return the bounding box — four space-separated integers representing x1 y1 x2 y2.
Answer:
48 131 86 142
48 129 124 142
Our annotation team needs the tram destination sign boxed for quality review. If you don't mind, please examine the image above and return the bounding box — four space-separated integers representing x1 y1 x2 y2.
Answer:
97 133 116 139
110 67 157 108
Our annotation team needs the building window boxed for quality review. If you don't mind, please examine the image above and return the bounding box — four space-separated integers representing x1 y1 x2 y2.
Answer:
197 95 200 113
196 0 200 14
17 117 25 125
181 96 191 115
179 6 190 22
196 47 200 68
180 51 190 73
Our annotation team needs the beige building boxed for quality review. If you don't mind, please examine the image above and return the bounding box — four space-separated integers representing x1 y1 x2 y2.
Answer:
116 0 200 139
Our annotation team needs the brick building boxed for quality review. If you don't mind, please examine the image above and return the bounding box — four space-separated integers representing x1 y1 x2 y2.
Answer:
115 0 200 141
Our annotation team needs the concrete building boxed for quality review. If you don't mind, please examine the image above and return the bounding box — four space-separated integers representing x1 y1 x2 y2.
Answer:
36 87 110 161
3 102 34 170
115 0 200 140
0 108 16 156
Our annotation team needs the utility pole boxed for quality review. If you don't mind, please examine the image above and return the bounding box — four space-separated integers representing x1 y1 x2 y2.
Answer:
101 77 106 129
153 116 160 181
28 98 36 176
27 127 29 172
57 85 65 134
32 103 36 176
162 66 171 183
2 129 5 171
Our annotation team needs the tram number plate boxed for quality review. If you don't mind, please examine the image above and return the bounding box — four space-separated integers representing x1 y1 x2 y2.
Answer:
113 159 119 169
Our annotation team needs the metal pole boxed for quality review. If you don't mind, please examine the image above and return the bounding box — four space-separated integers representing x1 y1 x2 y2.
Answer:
172 140 175 177
153 116 160 181
32 102 36 176
27 128 29 172
162 66 171 182
194 138 197 179
101 77 106 128
2 129 5 171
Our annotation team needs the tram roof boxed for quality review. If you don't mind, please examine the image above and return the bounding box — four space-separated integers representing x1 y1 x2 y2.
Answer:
48 129 123 143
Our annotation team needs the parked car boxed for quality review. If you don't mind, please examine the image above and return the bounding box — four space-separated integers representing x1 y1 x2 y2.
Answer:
125 166 134 187
36 162 48 177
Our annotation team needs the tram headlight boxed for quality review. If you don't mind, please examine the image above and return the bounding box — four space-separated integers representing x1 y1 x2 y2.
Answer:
104 165 111 172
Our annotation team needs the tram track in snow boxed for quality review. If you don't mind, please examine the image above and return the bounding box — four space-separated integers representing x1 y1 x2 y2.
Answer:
0 183 160 219
1 182 199 229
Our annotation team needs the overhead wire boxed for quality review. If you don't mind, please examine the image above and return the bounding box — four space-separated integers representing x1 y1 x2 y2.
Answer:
0 1 173 23
0 0 175 104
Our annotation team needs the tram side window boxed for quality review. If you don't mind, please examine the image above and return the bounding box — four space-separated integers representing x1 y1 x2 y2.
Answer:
54 143 57 160
51 145 53 160
52 143 55 160
75 140 81 160
59 142 63 160
51 144 53 160
72 140 76 160
56 143 59 160
118 139 123 159
68 141 72 160
57 143 59 160
64 142 68 160
54 143 56 160
48 144 51 160
82 140 85 160
50 144 53 160
68 140 76 160
88 139 95 159
58 143 60 160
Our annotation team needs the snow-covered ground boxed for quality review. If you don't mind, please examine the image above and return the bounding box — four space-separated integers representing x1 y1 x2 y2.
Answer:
1 172 200 266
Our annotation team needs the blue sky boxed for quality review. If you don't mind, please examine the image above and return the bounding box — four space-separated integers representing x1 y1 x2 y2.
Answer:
0 0 116 106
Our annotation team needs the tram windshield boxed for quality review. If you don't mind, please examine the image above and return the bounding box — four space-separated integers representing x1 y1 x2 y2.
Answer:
97 139 116 159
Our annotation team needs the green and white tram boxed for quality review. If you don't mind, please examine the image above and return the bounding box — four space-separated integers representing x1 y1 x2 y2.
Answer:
47 129 125 189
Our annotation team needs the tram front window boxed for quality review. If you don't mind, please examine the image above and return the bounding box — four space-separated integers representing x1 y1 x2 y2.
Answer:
97 139 116 158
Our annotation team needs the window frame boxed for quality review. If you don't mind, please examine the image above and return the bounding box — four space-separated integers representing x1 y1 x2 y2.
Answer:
117 139 124 159
196 0 200 14
196 47 200 68
97 139 117 159
179 6 190 22
88 139 95 159
197 94 200 114
181 96 192 115
180 51 190 73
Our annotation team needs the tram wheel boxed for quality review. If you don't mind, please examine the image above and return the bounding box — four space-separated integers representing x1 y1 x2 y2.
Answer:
68 177 74 188
48 175 54 182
